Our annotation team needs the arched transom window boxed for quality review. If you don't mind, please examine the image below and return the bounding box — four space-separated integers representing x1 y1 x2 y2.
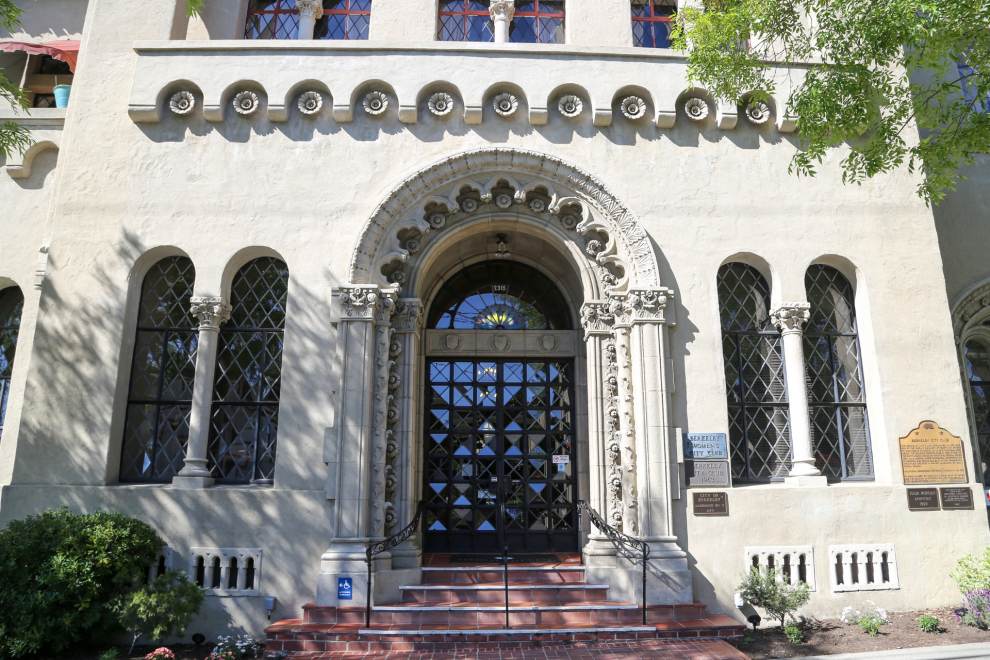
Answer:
717 263 791 482
428 261 571 331
0 286 24 440
963 334 990 486
120 257 197 483
804 265 873 480
208 257 289 485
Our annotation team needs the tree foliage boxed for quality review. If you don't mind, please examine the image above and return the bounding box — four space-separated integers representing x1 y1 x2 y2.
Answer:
673 0 990 204
738 568 810 628
114 572 204 655
0 0 30 160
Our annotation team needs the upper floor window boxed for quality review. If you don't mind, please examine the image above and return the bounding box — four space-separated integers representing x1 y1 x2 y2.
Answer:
316 0 372 40
438 1 494 42
717 263 791 482
632 0 676 49
120 258 197 483
964 335 990 486
208 258 289 485
0 286 24 439
511 1 564 44
803 265 873 481
245 0 301 39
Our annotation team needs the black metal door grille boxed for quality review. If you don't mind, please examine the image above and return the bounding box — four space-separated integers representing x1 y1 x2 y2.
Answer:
423 358 578 554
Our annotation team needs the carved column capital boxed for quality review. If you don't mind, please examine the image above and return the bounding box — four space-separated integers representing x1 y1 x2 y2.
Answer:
771 302 811 334
334 285 398 323
190 296 231 331
626 288 673 324
489 0 515 21
580 301 615 336
393 298 424 334
296 0 324 17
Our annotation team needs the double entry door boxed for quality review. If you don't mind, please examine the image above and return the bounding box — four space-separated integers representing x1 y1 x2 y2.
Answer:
422 358 579 554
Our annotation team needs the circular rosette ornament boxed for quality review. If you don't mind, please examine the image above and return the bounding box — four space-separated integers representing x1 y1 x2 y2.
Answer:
232 90 260 116
620 96 647 120
428 92 454 117
557 94 583 119
363 90 389 116
169 90 196 116
493 92 519 118
745 99 772 125
297 91 323 116
683 97 710 122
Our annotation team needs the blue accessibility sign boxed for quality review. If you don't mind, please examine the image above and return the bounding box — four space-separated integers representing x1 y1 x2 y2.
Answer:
338 577 353 600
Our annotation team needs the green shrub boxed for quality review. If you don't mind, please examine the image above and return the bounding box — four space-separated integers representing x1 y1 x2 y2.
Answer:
952 548 990 593
98 650 120 660
858 614 885 636
0 509 163 658
916 614 942 633
783 623 804 644
738 569 811 628
114 572 204 654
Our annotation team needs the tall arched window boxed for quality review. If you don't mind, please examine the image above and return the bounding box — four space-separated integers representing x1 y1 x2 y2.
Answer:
208 257 289 485
804 265 873 480
963 335 990 486
0 286 24 440
120 257 197 482
717 263 791 482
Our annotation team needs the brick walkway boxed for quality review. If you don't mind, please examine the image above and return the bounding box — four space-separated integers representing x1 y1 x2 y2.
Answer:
286 638 748 658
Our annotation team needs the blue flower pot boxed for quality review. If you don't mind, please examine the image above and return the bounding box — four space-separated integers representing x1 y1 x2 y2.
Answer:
53 84 71 108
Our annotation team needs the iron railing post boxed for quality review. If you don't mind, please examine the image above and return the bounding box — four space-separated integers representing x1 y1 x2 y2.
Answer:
364 501 425 630
642 549 647 625
503 544 511 629
365 554 372 628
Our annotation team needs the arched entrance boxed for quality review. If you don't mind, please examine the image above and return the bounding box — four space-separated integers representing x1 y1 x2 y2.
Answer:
421 261 580 554
318 148 693 608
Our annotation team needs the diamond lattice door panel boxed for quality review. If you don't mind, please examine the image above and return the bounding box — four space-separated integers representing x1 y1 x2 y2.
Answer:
423 359 578 554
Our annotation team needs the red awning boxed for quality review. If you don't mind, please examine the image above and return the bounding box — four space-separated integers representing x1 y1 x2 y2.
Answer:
0 40 80 72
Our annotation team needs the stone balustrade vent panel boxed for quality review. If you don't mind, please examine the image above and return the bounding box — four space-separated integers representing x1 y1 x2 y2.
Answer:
189 547 263 596
744 545 817 592
829 544 899 592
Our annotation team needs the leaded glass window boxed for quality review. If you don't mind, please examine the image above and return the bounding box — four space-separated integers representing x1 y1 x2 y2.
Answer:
632 0 676 49
208 257 289 485
245 0 301 39
511 1 565 44
120 258 198 483
315 0 372 40
438 1 494 42
717 263 791 482
804 265 873 480
964 336 990 486
0 287 24 440
428 261 571 331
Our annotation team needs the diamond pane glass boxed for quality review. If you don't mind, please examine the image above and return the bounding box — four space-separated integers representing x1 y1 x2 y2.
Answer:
120 258 196 483
244 0 300 39
209 257 288 485
718 263 791 482
438 1 494 41
316 0 372 40
804 265 872 480
631 0 675 48
0 287 24 437
511 0 564 43
965 337 990 486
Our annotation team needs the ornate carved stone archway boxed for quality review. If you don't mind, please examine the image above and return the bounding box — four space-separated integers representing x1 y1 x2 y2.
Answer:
318 148 691 608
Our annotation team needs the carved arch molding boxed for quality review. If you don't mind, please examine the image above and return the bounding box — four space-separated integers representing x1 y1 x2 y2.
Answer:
331 148 674 543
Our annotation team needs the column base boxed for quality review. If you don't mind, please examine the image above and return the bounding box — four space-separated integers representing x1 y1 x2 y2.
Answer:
171 474 214 489
390 541 422 570
783 474 829 487
316 541 387 607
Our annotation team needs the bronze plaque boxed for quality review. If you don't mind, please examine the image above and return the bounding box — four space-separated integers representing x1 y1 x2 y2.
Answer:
941 487 975 510
899 421 968 485
907 487 940 511
693 492 729 516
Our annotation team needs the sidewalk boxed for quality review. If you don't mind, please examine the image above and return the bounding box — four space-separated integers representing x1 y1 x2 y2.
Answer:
792 642 990 660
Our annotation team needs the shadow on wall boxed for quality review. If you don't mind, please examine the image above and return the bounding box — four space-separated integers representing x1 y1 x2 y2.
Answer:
3 227 336 633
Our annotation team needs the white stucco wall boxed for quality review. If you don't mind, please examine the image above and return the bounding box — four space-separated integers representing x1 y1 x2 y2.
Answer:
0 0 987 640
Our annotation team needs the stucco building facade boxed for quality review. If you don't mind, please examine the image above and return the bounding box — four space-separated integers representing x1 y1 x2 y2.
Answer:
1 0 989 642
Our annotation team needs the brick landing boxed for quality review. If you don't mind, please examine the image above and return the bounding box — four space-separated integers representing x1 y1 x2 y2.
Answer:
266 638 747 658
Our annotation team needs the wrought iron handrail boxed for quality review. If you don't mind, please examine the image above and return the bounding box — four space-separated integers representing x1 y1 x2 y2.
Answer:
365 501 425 627
577 500 650 625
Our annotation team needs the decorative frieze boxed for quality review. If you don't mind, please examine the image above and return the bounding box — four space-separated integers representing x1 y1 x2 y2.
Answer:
297 91 323 115
558 95 583 118
493 92 519 118
745 100 772 125
169 91 195 116
232 90 260 116
620 96 647 120
684 97 709 122
428 92 454 117
363 91 390 116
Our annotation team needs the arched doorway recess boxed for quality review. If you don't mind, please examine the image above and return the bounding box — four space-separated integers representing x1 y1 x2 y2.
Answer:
319 148 692 606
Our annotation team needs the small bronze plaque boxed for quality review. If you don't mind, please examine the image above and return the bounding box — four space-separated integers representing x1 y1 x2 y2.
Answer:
693 491 729 516
940 487 975 510
907 487 940 511
899 421 968 485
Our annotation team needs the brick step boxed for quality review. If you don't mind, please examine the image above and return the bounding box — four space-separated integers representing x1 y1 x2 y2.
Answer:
399 582 609 603
421 565 586 584
265 617 747 656
302 602 709 627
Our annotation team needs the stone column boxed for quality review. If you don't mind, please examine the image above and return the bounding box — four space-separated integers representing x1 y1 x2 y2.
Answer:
490 0 515 43
390 299 424 569
173 296 230 489
579 302 616 557
317 285 393 606
296 0 323 39
771 302 825 484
